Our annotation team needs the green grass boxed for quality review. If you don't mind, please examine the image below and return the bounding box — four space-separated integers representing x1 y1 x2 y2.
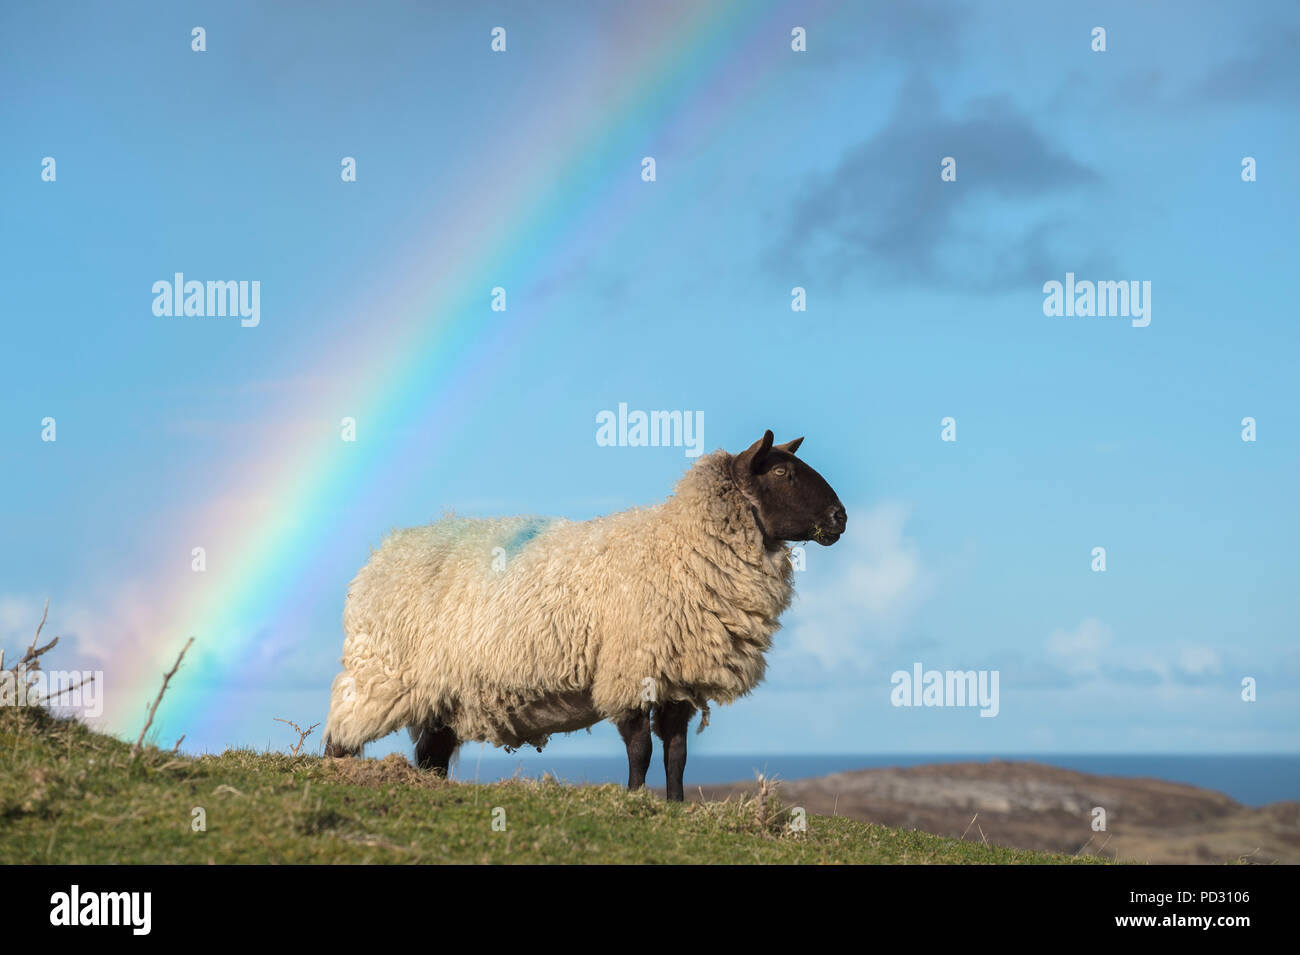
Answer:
0 706 1108 864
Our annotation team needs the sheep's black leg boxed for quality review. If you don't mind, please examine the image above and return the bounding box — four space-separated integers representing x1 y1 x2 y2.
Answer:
654 701 695 802
414 722 458 777
616 711 653 791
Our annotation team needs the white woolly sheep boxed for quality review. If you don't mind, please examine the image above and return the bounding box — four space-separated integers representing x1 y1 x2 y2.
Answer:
323 429 846 799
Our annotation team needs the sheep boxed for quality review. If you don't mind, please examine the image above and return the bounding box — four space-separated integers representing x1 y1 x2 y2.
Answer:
323 429 846 800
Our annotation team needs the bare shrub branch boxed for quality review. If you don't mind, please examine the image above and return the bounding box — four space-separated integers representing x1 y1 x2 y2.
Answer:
7 598 59 677
132 638 194 760
42 672 95 706
274 718 321 755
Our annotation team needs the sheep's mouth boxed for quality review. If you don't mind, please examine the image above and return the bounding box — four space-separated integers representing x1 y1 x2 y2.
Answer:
809 526 841 546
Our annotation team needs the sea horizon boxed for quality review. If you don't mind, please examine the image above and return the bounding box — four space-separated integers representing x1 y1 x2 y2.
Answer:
447 751 1300 808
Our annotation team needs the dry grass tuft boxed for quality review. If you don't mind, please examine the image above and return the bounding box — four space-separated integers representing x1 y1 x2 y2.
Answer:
684 771 797 838
325 752 449 790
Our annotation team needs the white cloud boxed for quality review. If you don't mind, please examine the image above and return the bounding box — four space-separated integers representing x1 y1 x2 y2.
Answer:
2 593 112 665
1041 619 1225 687
1176 646 1221 677
0 594 45 650
777 501 931 676
1045 618 1113 675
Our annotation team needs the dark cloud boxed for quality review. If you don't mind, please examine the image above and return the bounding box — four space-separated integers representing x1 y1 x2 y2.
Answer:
769 75 1102 292
1189 27 1300 105
1059 26 1300 115
527 255 628 310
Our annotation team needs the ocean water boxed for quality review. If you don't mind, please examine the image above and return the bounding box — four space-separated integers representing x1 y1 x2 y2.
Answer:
451 751 1300 807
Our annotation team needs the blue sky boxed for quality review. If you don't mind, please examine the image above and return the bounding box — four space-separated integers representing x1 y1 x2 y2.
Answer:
2 1 1297 760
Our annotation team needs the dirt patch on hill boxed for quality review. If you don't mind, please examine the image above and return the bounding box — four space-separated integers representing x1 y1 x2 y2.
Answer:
695 760 1299 864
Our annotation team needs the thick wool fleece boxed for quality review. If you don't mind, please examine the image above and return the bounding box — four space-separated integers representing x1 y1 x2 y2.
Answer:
324 450 795 751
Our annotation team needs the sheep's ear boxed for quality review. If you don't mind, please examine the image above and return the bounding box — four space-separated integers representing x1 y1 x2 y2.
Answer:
740 430 775 473
774 436 804 455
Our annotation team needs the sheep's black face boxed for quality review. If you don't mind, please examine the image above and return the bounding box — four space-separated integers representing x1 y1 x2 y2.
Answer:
732 430 847 548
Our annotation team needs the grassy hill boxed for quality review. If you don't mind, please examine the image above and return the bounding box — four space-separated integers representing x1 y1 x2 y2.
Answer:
0 706 1108 864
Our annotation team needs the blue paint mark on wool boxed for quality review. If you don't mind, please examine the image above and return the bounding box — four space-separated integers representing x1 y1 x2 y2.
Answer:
502 517 552 556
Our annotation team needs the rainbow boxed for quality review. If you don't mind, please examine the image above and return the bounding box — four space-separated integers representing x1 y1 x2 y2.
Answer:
108 0 813 748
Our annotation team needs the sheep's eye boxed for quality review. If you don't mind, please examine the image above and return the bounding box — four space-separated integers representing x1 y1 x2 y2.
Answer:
772 466 787 476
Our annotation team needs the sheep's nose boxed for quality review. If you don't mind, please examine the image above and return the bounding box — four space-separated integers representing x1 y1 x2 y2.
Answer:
826 504 847 533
